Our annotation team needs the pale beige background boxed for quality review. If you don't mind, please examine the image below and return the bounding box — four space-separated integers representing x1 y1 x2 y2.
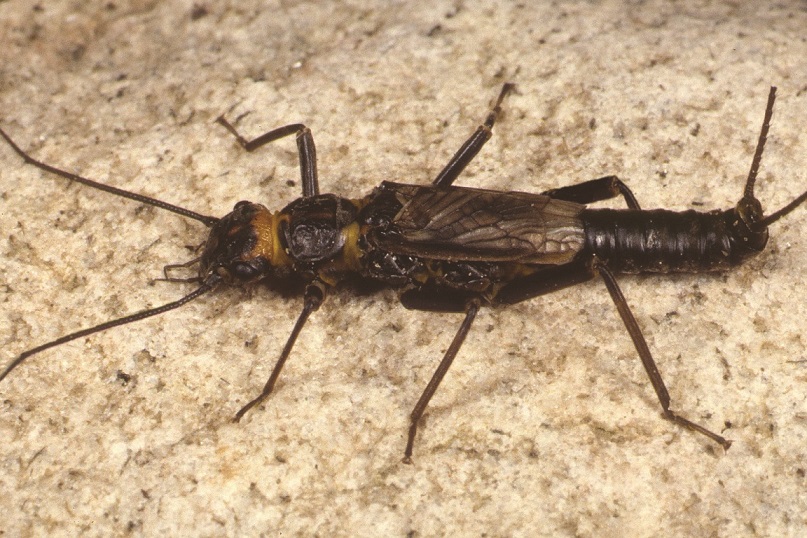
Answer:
1 1 806 536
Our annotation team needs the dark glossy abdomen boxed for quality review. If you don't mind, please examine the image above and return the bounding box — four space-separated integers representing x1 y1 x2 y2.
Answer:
581 208 766 274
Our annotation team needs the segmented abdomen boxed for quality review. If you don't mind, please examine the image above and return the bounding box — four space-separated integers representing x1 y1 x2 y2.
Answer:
581 208 764 273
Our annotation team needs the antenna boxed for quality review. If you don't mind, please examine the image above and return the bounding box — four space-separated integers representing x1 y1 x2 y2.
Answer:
0 280 217 383
0 127 219 226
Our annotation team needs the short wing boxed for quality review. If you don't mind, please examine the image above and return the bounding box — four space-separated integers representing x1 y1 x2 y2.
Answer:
370 182 586 264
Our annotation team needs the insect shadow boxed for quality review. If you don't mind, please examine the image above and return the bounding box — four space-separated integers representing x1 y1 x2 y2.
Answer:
1 85 805 462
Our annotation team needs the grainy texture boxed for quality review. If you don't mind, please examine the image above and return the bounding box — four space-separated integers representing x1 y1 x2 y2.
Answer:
1 1 806 536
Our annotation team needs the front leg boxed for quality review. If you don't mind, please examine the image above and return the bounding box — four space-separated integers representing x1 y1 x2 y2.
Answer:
216 117 320 197
233 281 326 421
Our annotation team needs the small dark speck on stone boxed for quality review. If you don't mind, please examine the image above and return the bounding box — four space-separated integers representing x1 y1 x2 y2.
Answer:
191 4 208 20
286 179 296 187
71 45 86 62
116 370 132 384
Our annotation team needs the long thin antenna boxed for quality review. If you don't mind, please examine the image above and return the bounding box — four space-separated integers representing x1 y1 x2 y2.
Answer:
743 86 777 200
0 280 218 383
0 127 219 227
761 189 807 227
737 87 807 229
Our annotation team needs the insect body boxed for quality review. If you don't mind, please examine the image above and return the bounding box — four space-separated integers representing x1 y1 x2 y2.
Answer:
1 85 805 462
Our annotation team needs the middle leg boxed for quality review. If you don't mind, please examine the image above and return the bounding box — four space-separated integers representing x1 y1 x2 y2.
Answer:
432 83 515 187
404 298 481 463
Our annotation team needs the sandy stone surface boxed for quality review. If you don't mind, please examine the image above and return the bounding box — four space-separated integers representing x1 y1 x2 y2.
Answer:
1 1 805 536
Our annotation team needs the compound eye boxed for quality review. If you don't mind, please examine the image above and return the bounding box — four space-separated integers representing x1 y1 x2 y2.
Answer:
231 261 259 281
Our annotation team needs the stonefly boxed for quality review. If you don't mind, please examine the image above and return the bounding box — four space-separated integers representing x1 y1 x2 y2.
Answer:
2 85 804 462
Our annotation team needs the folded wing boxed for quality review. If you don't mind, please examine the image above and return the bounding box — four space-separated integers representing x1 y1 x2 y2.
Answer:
370 182 586 264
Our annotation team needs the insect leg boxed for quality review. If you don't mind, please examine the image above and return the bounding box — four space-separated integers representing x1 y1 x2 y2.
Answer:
432 83 515 187
494 260 597 304
594 261 732 449
399 286 470 312
157 256 203 282
404 298 480 463
215 117 319 197
233 282 325 421
541 175 641 209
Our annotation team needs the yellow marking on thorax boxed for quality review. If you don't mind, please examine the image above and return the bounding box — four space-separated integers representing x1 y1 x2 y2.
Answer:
315 221 365 286
340 221 363 271
251 209 292 268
